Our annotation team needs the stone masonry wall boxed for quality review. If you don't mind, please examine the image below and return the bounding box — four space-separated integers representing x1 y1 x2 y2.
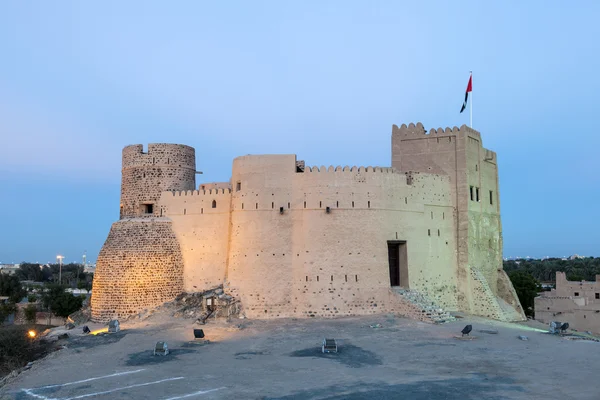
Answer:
120 144 196 218
91 218 184 321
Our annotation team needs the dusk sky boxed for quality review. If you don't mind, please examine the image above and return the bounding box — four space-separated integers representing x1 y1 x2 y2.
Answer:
1 1 598 264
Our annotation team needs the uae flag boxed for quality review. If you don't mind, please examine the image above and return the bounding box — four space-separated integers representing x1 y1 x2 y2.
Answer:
460 74 472 113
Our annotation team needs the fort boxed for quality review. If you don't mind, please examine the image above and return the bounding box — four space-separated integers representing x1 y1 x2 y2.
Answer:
90 123 525 322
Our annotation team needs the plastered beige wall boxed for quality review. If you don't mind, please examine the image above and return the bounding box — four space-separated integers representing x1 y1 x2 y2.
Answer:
92 122 525 322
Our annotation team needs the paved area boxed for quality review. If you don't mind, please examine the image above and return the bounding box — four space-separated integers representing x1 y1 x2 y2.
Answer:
1 313 599 399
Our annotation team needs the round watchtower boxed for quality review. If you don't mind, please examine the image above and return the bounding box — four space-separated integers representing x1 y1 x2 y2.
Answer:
120 144 196 218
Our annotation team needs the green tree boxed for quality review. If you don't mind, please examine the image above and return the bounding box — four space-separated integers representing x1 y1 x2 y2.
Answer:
41 284 83 318
0 302 18 324
0 274 26 303
24 304 37 324
27 294 38 303
508 271 541 317
15 263 44 282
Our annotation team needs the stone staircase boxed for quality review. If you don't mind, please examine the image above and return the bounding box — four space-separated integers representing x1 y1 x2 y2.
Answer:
393 288 455 323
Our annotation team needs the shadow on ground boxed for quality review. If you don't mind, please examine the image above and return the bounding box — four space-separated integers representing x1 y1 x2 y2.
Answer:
68 331 130 350
262 375 524 400
124 348 199 366
289 344 382 368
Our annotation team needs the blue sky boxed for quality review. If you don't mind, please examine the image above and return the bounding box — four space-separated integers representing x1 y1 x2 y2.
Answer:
1 1 598 263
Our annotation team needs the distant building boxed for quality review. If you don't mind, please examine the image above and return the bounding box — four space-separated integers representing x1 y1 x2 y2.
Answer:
535 272 600 334
0 264 20 275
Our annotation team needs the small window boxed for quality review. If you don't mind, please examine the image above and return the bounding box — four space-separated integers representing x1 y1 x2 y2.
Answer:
320 201 322 208
331 275 333 281
405 197 407 204
574 292 580 297
475 164 478 171
368 201 371 208
428 229 431 236
595 293 599 299
470 186 474 201
352 201 355 208
242 203 244 209
345 275 348 282
355 275 358 282
201 208 203 214
475 187 480 202
255 203 258 209
236 181 241 191
437 229 440 236
272 202 274 209
305 276 308 282
336 201 339 208
431 211 433 219
184 208 186 215
304 201 306 208
489 190 493 205
143 204 154 214
317 276 319 282
288 202 290 209
212 200 217 208
443 212 445 220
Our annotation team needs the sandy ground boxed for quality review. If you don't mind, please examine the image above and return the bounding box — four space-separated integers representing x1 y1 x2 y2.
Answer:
1 310 598 400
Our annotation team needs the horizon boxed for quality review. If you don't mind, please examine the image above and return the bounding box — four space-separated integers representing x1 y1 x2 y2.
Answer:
1 1 599 262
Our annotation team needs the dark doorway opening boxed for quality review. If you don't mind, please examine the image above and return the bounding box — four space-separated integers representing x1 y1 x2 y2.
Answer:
387 241 408 287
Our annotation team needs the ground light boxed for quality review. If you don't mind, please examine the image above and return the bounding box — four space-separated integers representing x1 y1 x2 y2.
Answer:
28 330 37 338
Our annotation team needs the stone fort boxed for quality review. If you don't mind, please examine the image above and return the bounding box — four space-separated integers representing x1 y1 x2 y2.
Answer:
91 123 525 323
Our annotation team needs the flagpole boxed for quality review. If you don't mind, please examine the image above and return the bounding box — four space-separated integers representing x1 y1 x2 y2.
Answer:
469 71 473 128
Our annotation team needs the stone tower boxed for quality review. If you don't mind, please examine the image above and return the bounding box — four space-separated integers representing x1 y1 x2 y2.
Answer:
120 144 196 218
91 143 195 321
391 123 522 319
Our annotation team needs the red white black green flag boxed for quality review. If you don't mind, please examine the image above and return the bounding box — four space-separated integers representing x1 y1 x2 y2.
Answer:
460 74 472 113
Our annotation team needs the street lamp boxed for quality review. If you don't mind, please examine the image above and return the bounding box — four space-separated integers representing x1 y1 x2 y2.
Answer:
56 255 64 284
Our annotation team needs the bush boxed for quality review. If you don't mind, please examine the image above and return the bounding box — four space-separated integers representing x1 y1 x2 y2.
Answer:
27 294 38 303
0 303 18 324
41 284 83 318
0 325 52 377
24 304 37 324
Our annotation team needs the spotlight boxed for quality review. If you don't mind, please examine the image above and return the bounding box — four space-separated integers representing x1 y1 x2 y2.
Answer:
108 320 120 333
322 338 338 353
28 330 36 338
193 329 205 339
461 325 472 336
550 321 562 334
154 341 169 356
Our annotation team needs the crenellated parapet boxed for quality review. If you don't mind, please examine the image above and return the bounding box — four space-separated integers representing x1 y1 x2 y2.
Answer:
304 165 398 173
392 122 481 143
168 188 232 197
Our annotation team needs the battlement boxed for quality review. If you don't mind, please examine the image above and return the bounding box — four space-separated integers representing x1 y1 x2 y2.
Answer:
304 165 398 173
168 188 232 197
392 122 481 142
122 143 196 169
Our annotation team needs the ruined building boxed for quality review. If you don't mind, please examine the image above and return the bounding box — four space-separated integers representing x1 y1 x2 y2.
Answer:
535 272 600 334
91 123 525 322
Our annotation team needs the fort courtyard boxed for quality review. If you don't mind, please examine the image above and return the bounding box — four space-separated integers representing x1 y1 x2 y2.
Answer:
2 312 598 400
